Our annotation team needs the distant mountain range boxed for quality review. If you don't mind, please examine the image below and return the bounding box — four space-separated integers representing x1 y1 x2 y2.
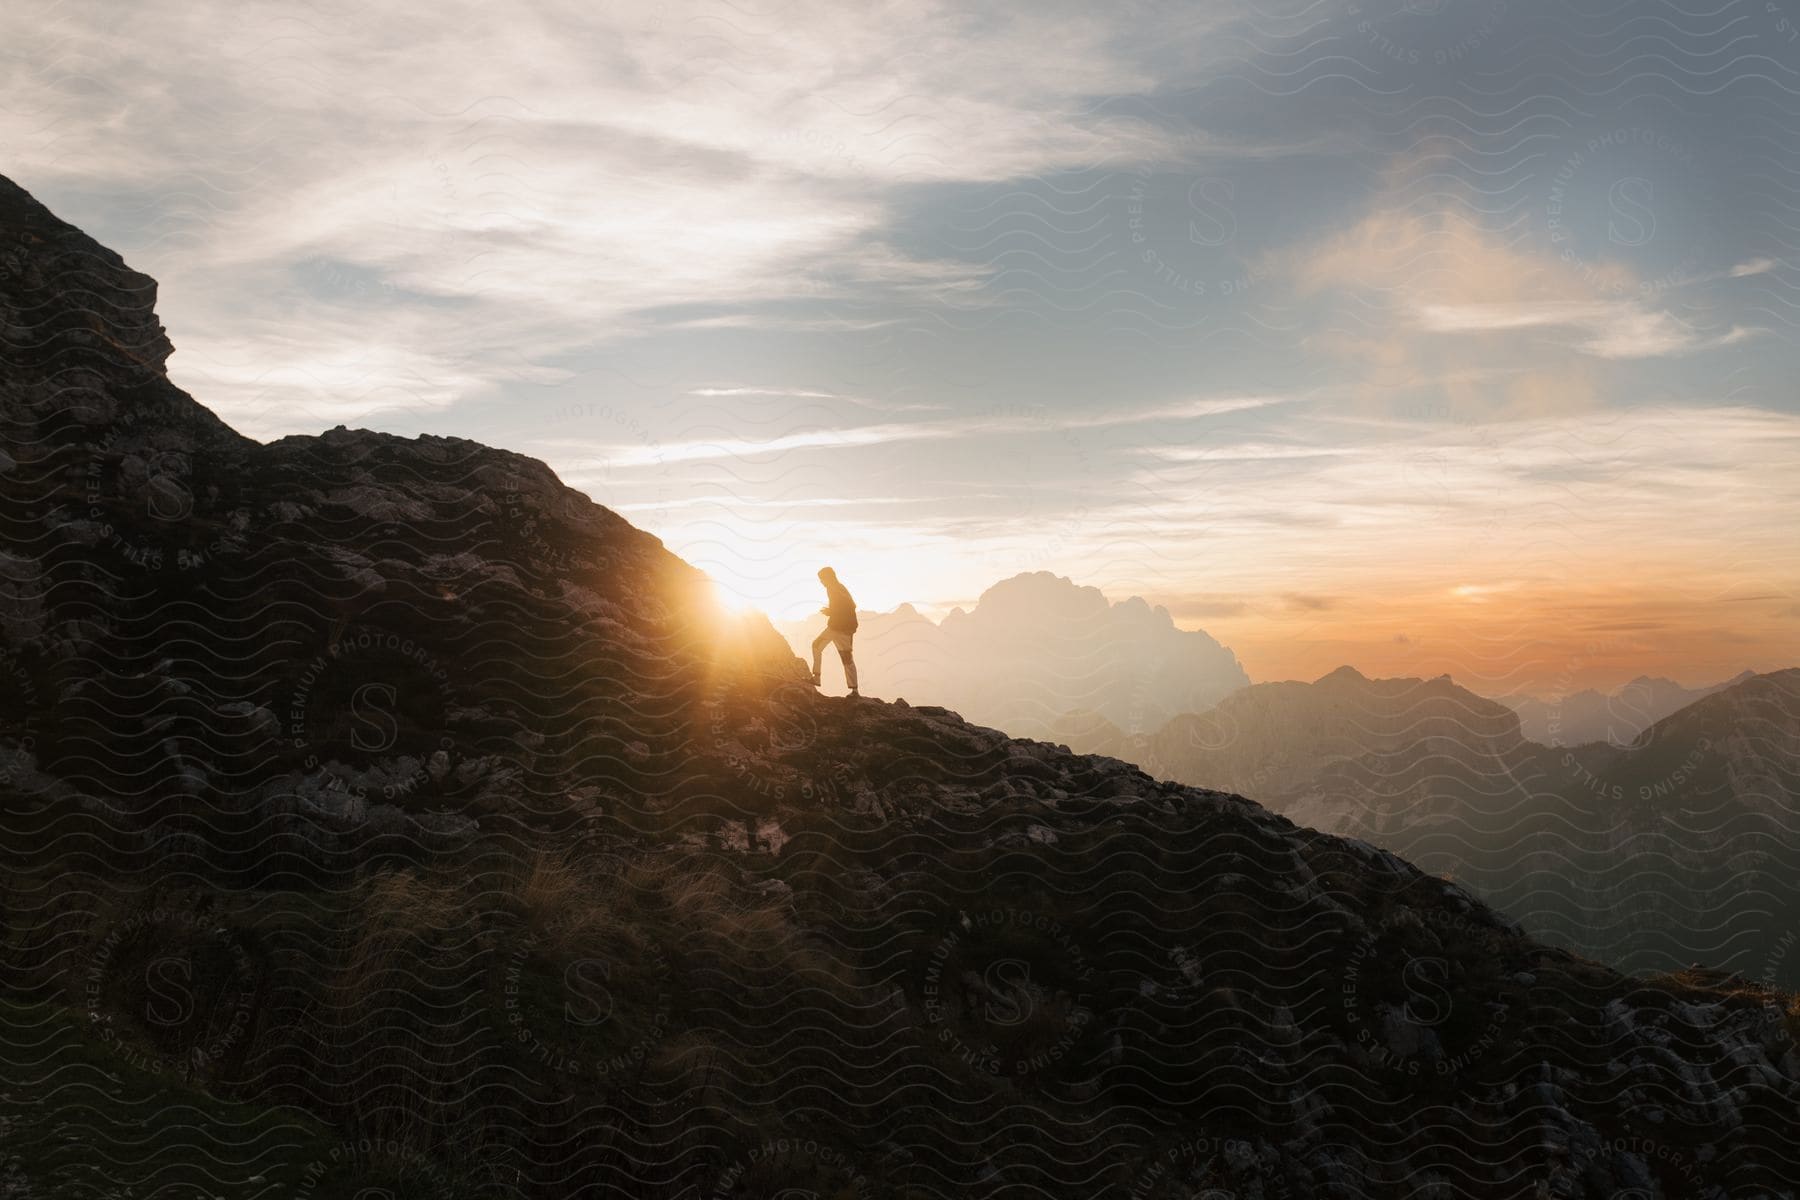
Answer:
1493 671 1757 746
775 571 1250 735
782 573 1756 755
1054 665 1800 988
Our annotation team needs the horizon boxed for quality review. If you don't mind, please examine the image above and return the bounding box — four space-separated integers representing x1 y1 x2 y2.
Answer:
764 570 1777 700
6 0 1797 694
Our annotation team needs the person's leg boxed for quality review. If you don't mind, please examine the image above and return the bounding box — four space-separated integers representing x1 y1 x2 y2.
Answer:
810 629 829 683
837 632 858 692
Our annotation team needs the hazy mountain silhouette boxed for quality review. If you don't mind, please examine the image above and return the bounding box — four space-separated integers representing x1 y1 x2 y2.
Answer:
4 174 1798 1197
1144 665 1532 799
777 571 1250 735
1527 669 1800 980
1056 664 1800 989
1495 671 1757 746
1588 668 1800 819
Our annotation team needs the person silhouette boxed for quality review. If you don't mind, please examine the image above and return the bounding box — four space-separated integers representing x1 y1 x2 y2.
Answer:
810 566 859 697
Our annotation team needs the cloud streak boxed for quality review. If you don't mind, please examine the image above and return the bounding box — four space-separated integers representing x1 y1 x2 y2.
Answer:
591 393 1293 466
1414 301 1757 360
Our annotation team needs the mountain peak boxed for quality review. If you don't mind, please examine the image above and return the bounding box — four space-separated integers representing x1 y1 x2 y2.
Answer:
0 174 176 384
972 570 1109 618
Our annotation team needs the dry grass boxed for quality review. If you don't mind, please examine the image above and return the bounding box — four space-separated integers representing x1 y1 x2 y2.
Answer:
511 850 626 956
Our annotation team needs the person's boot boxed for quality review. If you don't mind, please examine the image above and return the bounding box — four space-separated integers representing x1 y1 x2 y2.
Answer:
809 671 821 687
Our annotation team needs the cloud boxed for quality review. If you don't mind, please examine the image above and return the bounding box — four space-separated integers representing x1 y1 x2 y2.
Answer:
1450 582 1521 602
1103 402 1800 599
1165 596 1251 620
1282 593 1337 611
690 388 858 400
1415 301 1758 360
1286 206 1761 369
1287 209 1627 303
1730 258 1780 278
1137 443 1349 463
589 392 1294 466
0 0 1257 437
1572 314 1755 361
1412 301 1621 334
688 387 948 413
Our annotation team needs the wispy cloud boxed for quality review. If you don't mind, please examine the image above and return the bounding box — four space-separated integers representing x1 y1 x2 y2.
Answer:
1414 301 1758 360
1136 443 1349 463
1282 592 1338 611
1111 405 1800 594
1287 205 1768 375
1574 315 1755 360
590 393 1294 466
0 0 1258 436
688 387 948 413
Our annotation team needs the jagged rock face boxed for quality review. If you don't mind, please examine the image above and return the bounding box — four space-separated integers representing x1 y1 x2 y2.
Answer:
0 175 242 533
0 175 177 387
2 174 1798 1199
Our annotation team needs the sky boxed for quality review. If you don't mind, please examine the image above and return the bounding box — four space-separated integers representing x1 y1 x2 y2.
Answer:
5 0 1798 695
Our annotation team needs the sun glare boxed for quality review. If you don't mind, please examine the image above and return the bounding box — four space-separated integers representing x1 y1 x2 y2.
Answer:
690 536 950 629
712 579 760 615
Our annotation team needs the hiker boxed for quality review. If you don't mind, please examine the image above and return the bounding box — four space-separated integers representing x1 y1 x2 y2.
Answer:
810 566 859 697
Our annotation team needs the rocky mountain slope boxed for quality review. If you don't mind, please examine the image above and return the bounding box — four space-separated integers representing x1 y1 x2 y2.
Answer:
1054 666 1566 831
1550 669 1800 979
3 173 1798 1199
1054 666 1800 991
1146 666 1536 804
776 571 1249 736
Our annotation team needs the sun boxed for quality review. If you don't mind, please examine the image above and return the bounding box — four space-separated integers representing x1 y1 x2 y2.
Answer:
711 578 760 615
698 553 927 627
